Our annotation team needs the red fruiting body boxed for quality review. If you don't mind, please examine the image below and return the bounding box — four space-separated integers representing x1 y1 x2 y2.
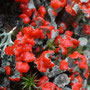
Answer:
65 4 76 16
21 62 30 73
31 8 36 12
73 22 78 28
23 44 32 52
59 0 67 7
16 54 23 61
8 74 22 82
79 56 87 69
23 16 30 24
38 6 46 18
60 39 73 48
21 0 29 4
19 14 30 24
69 51 82 59
51 10 57 16
76 76 83 83
59 45 67 55
37 76 48 87
83 24 90 35
51 0 61 10
15 45 23 57
69 68 74 72
51 0 67 10
42 82 61 90
20 3 28 10
23 26 33 35
34 50 55 72
23 26 45 39
58 26 64 33
16 61 30 73
65 31 73 36
23 8 32 17
0 86 7 90
71 38 80 46
69 71 80 81
74 60 79 64
4 66 11 75
55 48 60 53
16 61 23 73
60 60 68 70
35 46 40 53
55 35 62 45
5 46 14 56
9 77 21 82
39 26 55 31
23 52 35 62
72 82 82 90
31 21 36 26
84 65 89 79
60 22 67 30
65 35 71 40
19 13 27 18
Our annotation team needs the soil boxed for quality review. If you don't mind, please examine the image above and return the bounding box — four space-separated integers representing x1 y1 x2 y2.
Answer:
0 0 21 33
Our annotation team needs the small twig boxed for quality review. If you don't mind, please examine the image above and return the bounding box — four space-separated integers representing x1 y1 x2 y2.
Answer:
7 26 17 35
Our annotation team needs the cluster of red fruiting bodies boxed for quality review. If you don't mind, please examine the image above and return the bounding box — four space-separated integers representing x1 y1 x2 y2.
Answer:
1 0 90 90
38 76 62 90
37 73 87 90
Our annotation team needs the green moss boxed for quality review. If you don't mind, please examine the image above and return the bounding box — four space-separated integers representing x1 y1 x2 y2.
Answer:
21 73 38 90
